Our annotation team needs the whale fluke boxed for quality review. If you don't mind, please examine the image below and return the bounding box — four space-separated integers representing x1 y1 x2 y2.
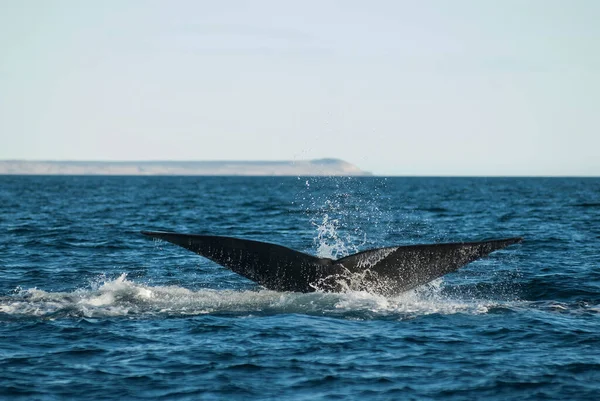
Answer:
141 231 522 295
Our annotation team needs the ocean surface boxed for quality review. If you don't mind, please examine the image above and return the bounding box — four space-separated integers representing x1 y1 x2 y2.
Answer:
0 176 598 400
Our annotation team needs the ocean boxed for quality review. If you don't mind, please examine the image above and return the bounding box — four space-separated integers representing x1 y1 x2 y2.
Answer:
0 175 598 400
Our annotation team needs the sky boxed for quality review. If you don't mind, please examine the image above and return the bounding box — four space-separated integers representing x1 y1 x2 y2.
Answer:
1 0 599 176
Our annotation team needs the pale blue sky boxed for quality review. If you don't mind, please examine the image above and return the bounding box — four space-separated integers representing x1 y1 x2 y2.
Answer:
1 0 599 175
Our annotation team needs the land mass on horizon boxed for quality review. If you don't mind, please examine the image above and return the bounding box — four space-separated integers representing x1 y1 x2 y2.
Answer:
0 159 371 176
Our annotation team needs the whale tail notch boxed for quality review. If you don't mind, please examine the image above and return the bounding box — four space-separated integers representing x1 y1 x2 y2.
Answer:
141 231 522 295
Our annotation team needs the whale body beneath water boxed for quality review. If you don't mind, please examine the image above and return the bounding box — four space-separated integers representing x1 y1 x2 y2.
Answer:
142 231 522 295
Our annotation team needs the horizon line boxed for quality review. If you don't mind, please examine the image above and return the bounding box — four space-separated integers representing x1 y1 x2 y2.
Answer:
0 173 598 178
0 159 597 177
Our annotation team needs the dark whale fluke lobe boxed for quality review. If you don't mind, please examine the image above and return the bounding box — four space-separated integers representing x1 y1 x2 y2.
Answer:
141 231 522 295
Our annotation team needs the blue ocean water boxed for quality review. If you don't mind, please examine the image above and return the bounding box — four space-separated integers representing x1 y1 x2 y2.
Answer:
0 175 599 400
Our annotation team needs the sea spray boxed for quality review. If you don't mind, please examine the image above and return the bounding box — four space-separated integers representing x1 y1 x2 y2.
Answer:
1 274 502 320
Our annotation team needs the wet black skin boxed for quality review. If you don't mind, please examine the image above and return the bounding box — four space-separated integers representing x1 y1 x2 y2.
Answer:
142 231 522 296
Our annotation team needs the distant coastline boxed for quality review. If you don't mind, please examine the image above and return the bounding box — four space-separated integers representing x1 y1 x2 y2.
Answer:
0 158 372 176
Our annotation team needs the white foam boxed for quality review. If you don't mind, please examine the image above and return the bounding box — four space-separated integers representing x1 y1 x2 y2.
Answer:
0 274 499 319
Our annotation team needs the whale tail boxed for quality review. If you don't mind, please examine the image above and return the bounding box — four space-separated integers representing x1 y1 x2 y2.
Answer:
141 231 522 295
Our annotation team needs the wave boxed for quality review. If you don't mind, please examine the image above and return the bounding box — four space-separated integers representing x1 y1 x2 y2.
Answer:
0 274 501 320
572 202 600 208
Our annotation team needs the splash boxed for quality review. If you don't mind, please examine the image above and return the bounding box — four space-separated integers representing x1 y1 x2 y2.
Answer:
332 280 493 315
0 274 502 320
298 177 373 258
313 213 352 259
